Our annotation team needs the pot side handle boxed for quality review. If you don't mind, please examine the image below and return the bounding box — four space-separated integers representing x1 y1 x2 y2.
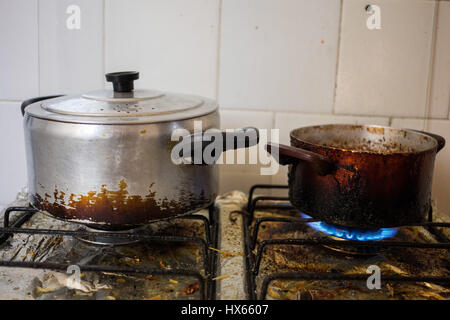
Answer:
176 127 259 165
410 130 445 153
265 142 335 176
222 127 259 151
21 95 65 116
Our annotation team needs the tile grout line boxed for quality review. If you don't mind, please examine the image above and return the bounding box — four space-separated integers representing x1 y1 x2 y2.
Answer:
331 0 344 115
219 108 447 122
37 0 41 96
102 0 106 88
215 0 223 102
423 0 440 131
271 111 276 131
437 0 450 121
0 100 24 103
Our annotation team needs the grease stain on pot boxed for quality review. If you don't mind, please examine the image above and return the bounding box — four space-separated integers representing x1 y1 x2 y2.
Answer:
366 126 385 135
32 179 210 229
167 138 180 154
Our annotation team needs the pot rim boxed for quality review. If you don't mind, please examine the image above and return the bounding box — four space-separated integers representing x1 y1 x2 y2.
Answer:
289 124 439 156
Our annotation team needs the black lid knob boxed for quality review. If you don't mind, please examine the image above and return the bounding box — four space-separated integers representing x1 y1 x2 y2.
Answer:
105 71 139 92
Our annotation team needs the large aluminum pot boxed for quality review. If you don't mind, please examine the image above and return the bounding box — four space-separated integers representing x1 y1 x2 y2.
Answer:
267 124 445 229
22 71 258 230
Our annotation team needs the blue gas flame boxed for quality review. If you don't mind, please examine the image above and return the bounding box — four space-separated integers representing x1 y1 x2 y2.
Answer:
301 213 397 241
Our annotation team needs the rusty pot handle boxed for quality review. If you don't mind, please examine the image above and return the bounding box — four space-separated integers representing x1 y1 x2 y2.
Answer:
265 142 335 176
410 130 445 153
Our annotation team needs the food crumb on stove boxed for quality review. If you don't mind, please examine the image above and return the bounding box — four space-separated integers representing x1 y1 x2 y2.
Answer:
386 283 394 297
181 282 199 296
143 295 161 300
385 264 408 275
120 257 140 265
267 286 280 299
169 279 179 284
209 247 243 258
212 274 230 281
105 296 116 300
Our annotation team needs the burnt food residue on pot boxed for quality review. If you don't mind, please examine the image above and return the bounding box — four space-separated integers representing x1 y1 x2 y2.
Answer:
32 180 210 229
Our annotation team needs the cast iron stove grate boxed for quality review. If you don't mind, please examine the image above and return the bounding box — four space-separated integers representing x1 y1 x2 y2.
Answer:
243 184 450 300
0 204 219 300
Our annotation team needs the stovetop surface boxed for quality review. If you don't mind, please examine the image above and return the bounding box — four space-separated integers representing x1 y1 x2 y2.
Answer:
249 205 449 300
0 194 215 300
0 187 449 300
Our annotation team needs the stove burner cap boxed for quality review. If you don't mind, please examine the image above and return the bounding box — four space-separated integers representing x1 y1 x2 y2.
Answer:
301 213 397 241
75 226 146 246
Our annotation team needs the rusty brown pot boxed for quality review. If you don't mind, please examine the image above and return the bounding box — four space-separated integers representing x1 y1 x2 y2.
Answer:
267 124 445 228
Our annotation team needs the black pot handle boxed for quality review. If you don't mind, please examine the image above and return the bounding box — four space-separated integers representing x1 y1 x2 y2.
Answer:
223 127 260 152
266 142 335 176
175 127 259 165
21 95 65 116
410 130 445 153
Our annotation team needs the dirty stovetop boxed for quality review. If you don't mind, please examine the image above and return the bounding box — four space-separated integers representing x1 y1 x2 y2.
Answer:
0 192 217 300
248 202 450 300
1 189 449 300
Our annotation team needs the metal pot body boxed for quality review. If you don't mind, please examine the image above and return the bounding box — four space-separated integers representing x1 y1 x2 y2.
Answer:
288 145 436 228
268 124 445 229
24 111 219 230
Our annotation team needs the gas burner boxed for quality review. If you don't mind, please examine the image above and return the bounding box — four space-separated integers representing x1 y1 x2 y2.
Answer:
300 213 398 255
321 236 384 256
75 225 147 246
300 213 397 241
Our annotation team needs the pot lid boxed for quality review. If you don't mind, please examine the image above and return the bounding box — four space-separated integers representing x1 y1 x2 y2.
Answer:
25 71 218 124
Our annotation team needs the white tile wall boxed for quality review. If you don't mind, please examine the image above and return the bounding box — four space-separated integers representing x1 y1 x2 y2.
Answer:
426 119 450 219
219 170 272 194
39 0 104 95
429 1 450 118
218 109 274 193
219 0 341 112
391 118 427 130
105 0 219 98
274 112 390 144
0 0 449 214
335 0 436 118
0 102 27 205
0 0 39 100
220 109 273 130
